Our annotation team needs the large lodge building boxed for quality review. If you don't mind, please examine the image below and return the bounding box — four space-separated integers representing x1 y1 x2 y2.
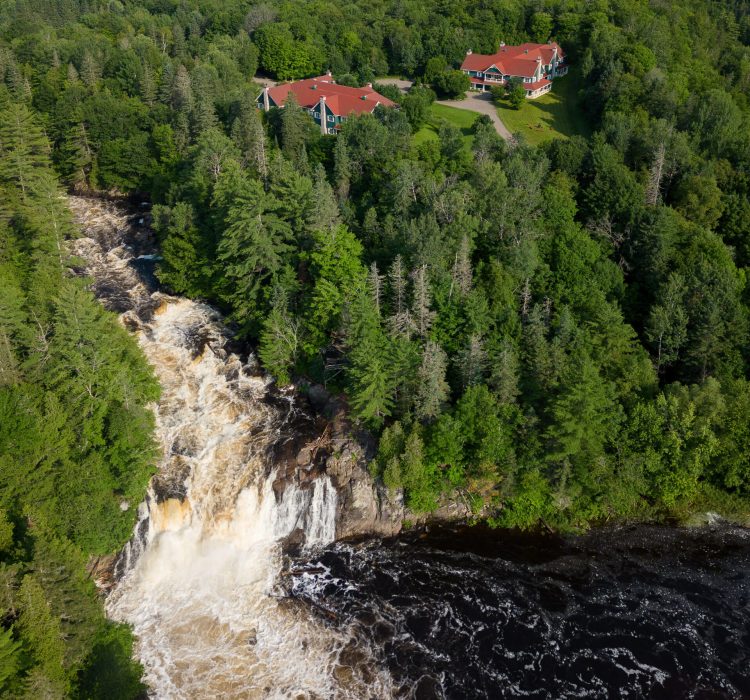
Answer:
460 41 568 99
257 72 396 134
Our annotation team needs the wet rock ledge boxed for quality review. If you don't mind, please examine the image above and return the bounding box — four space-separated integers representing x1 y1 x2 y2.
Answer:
269 383 404 541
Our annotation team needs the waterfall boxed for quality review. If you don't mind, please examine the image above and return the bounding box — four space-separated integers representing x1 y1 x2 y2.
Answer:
68 197 393 699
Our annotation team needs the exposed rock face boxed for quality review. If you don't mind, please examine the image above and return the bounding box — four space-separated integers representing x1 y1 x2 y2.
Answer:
272 384 404 540
325 420 404 540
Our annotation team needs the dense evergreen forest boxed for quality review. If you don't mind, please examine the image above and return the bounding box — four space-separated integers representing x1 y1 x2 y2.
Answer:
0 105 156 692
2 0 750 693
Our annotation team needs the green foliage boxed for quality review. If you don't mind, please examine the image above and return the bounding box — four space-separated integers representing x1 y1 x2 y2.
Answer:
303 225 367 355
506 80 526 109
1 0 750 547
254 23 321 80
0 97 153 696
432 70 470 99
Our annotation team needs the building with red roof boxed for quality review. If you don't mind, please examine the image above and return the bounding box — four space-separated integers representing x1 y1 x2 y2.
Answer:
460 42 567 99
257 72 396 134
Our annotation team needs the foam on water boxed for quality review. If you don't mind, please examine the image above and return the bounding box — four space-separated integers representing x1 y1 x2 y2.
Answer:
68 197 393 699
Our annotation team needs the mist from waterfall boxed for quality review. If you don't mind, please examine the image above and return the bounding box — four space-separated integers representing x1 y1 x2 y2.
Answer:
68 198 393 699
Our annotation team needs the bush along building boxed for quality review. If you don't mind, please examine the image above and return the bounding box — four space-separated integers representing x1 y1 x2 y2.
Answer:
460 42 567 98
257 72 396 134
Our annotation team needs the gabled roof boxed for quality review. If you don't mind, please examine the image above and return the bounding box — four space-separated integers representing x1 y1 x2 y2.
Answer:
265 77 395 117
461 42 565 78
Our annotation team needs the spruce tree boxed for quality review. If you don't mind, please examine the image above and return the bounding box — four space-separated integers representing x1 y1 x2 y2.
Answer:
308 163 341 233
415 340 449 420
258 290 301 384
346 291 395 427
410 264 435 339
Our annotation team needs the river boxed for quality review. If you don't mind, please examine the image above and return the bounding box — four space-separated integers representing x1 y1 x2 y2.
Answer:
69 197 750 699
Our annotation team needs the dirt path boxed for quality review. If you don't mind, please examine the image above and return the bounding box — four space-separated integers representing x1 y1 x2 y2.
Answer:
435 91 513 142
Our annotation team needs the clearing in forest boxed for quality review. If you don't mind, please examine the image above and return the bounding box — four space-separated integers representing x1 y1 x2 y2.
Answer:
496 68 590 146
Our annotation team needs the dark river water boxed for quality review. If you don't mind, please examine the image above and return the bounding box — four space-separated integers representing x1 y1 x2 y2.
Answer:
290 523 750 699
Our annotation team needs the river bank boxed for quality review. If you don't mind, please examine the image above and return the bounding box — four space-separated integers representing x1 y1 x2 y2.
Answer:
69 193 750 698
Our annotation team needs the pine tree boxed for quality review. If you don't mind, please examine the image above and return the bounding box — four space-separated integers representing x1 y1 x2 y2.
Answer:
80 52 101 88
217 180 293 323
333 135 351 202
16 576 67 694
139 65 157 105
546 356 619 467
0 626 20 694
303 224 366 354
458 334 487 390
191 97 218 136
367 261 383 317
66 62 79 84
153 202 207 296
450 234 473 299
258 290 301 384
230 96 268 181
0 265 27 386
158 62 175 104
489 342 520 405
0 104 51 200
269 155 314 235
346 291 395 427
280 94 310 173
646 272 688 373
387 255 413 337
171 23 186 58
415 340 449 420
410 264 435 339
171 64 193 112
59 123 92 187
308 163 341 233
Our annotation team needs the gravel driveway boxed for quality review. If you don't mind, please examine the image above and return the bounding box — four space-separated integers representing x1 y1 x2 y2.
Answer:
254 76 513 142
435 91 513 141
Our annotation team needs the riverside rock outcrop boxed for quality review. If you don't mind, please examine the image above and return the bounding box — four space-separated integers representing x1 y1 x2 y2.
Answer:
271 384 403 541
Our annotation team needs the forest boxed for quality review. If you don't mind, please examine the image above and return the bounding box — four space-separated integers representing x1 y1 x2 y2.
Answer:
2 0 750 694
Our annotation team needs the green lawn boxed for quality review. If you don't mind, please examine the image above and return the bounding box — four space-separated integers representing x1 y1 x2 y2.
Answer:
413 103 477 149
496 68 590 146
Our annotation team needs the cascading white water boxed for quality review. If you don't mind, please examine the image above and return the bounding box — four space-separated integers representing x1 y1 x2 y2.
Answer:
68 198 393 699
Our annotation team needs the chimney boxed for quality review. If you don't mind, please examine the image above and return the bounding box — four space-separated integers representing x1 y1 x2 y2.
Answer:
524 49 529 54
319 96 327 135
500 41 505 48
262 86 270 111
326 70 332 76
466 49 472 55
366 82 372 89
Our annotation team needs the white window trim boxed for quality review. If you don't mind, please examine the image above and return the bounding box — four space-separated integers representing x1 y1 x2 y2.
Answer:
327 114 334 122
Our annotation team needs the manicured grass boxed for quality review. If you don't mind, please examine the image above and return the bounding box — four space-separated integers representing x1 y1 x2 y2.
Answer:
495 68 590 146
413 103 477 148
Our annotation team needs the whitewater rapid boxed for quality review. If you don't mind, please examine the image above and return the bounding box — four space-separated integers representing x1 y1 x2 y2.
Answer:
68 197 393 699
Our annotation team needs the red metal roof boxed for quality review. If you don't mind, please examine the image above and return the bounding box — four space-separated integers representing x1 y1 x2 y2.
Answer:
266 78 395 116
525 78 552 91
461 42 565 79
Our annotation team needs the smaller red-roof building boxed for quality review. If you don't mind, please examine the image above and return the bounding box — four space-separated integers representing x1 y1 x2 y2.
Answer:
460 42 567 99
257 73 396 134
